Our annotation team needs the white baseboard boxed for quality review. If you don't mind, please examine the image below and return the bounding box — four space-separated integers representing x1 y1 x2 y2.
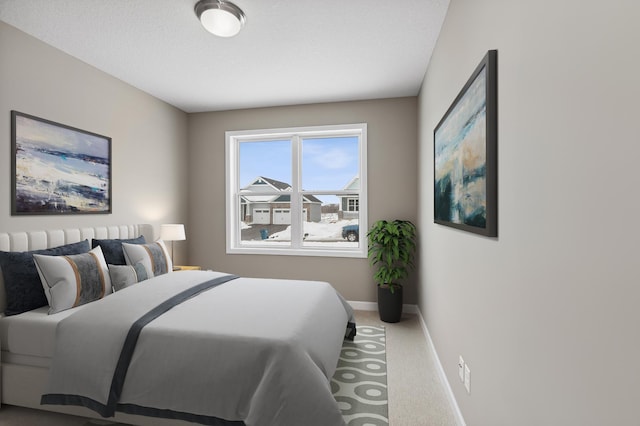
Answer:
348 300 466 425
348 301 377 311
348 301 419 313
415 307 467 426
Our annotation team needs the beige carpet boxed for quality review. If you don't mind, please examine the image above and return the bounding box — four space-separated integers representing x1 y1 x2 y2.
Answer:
357 310 458 426
0 310 458 426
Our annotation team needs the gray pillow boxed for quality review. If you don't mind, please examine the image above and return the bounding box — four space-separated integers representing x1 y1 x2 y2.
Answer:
108 263 149 291
91 235 146 265
0 239 91 316
122 241 172 277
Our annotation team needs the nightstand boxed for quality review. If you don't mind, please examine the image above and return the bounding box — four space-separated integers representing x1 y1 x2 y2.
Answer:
173 265 202 271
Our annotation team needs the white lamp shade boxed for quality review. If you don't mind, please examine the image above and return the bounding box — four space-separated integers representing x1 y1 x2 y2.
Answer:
159 224 186 241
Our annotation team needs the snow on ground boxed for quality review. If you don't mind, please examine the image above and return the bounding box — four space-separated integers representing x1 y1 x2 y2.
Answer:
269 218 358 241
241 216 358 241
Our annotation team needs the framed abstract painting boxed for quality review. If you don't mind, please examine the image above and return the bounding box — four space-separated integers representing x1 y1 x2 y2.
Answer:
434 50 497 237
11 111 112 215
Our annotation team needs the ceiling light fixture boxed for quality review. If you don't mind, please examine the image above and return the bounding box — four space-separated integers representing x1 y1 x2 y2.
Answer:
195 0 246 38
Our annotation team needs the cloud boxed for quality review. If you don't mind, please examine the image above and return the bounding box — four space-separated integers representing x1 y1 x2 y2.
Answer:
304 144 355 170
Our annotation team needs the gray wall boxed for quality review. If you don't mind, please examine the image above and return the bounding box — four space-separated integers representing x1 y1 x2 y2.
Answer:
419 1 640 424
0 22 189 262
188 98 418 303
0 21 419 300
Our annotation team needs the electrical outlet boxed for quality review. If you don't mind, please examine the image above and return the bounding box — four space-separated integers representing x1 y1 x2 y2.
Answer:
458 356 464 382
464 364 471 393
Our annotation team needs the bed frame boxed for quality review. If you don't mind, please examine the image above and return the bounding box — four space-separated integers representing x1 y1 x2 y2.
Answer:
0 224 196 425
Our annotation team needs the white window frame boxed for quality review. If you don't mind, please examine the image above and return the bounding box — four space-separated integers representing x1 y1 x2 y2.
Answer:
347 197 359 212
226 123 367 258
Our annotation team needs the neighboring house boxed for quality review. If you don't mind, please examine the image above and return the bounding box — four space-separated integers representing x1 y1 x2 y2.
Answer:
240 176 322 224
338 176 359 220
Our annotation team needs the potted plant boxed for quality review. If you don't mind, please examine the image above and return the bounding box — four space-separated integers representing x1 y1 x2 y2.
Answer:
367 219 417 323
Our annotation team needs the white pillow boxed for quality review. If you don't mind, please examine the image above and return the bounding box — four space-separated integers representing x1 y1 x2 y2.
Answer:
33 246 112 314
122 240 173 278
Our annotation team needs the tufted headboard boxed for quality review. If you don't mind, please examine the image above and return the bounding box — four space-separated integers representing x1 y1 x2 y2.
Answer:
0 224 154 314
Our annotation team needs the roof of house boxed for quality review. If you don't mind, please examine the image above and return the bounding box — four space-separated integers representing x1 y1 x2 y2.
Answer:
244 177 322 204
343 176 360 191
259 177 291 191
273 194 322 204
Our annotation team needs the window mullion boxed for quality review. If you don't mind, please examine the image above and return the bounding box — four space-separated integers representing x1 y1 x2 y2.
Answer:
290 136 302 249
227 135 240 251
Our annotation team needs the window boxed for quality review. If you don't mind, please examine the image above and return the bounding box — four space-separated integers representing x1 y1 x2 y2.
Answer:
226 123 367 257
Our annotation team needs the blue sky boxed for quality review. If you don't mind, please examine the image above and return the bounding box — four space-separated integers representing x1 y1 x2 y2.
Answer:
239 137 359 204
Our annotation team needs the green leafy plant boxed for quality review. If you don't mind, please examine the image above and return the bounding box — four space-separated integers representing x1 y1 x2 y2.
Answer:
367 219 417 293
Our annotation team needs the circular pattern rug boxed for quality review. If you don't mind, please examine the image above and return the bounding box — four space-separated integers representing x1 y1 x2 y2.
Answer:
331 325 389 426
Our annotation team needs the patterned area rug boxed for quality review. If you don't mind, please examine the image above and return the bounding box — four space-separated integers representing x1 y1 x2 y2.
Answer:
331 325 389 425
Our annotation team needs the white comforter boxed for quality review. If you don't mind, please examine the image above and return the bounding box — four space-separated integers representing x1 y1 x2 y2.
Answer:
41 270 353 426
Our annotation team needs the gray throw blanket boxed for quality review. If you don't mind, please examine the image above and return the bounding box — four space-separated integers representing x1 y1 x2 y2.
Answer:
42 270 352 426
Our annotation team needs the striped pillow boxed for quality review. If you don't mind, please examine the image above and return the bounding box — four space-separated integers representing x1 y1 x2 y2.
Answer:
108 263 149 291
122 240 172 278
33 246 112 314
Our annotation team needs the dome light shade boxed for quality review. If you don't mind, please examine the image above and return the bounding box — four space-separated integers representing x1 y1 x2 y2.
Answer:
195 0 246 38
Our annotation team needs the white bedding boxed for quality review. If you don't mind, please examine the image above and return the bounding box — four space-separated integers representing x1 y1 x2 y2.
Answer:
0 306 80 359
42 270 353 426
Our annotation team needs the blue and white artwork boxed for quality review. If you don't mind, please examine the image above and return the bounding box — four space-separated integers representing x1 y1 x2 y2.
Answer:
435 66 488 229
12 112 111 214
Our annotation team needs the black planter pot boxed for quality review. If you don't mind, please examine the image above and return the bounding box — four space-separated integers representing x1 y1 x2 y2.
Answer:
378 285 403 323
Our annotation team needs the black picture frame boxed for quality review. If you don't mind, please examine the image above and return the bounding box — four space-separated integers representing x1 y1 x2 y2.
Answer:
11 111 112 215
434 50 497 237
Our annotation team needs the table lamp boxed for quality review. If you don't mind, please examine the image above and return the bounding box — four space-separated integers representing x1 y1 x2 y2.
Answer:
159 224 186 264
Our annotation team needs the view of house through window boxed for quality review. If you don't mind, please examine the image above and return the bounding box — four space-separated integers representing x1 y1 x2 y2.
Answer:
226 124 367 257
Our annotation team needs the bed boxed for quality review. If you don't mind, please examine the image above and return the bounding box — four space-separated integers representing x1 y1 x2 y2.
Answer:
0 224 355 426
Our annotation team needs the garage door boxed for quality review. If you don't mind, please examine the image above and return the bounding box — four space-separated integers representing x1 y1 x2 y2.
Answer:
252 209 270 224
273 209 291 225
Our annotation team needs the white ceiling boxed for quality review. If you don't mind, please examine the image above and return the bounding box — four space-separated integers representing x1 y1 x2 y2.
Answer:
0 0 449 113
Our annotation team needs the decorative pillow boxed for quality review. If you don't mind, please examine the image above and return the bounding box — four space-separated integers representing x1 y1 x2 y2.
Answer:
0 239 91 316
92 235 146 265
33 246 112 315
108 263 149 291
122 240 173 278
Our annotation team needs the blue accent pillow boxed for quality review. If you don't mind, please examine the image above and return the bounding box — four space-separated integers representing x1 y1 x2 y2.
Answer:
0 239 91 316
91 235 146 265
